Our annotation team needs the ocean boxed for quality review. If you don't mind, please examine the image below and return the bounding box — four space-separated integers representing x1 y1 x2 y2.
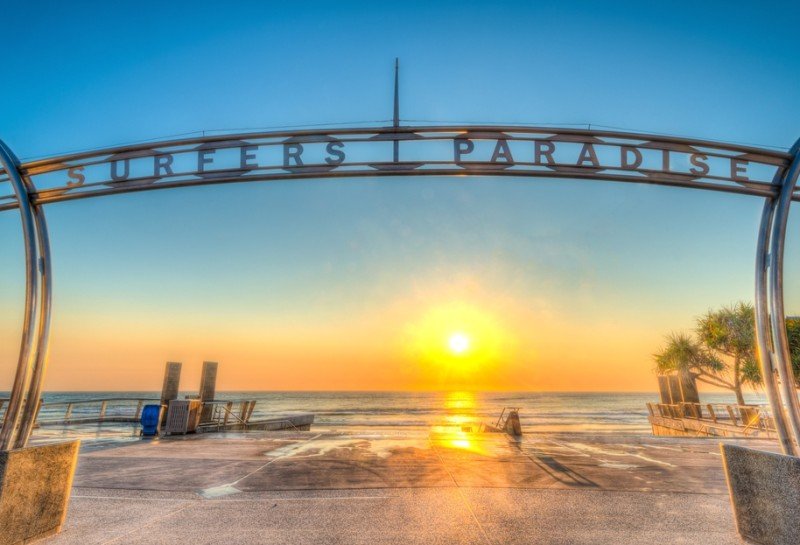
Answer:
16 390 768 447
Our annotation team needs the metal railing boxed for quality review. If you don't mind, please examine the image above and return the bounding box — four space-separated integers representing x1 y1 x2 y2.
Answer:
201 400 257 427
0 397 259 429
33 397 159 426
647 402 775 433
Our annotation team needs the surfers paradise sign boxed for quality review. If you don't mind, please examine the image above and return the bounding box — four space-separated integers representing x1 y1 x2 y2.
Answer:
0 126 794 211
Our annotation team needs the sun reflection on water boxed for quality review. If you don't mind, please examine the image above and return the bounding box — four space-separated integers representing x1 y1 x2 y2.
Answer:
430 391 488 455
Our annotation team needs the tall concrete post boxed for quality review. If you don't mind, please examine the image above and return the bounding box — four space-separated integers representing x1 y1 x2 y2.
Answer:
160 362 182 424
657 376 672 404
199 361 218 423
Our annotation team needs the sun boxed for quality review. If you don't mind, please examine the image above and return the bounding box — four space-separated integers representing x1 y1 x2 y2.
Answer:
448 332 470 355
403 301 515 383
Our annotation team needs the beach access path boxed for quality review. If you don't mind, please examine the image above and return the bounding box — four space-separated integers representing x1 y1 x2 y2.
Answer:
45 430 772 544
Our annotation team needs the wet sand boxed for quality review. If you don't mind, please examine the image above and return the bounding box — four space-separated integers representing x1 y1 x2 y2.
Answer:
47 429 776 544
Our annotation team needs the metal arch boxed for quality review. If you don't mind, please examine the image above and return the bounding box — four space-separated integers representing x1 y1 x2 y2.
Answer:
0 140 41 450
766 139 800 450
0 124 799 452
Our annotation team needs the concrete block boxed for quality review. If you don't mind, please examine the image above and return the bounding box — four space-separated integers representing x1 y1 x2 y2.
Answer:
721 443 800 545
0 440 80 545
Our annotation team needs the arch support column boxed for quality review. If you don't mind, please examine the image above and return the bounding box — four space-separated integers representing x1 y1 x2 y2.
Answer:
755 199 794 454
0 140 53 451
756 138 800 455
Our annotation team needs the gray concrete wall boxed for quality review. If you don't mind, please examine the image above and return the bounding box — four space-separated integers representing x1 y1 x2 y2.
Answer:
722 443 800 545
0 440 80 545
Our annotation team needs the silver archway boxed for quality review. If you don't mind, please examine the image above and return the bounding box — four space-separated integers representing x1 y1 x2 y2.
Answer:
1 125 799 452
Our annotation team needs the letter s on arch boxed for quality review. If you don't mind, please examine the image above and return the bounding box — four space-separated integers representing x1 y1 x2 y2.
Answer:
689 153 709 176
325 140 345 165
67 166 85 187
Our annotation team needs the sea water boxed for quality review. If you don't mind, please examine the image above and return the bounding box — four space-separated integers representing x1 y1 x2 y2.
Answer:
10 390 767 447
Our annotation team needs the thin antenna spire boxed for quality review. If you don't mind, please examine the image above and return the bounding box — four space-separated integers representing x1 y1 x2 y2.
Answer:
393 58 400 128
393 58 400 162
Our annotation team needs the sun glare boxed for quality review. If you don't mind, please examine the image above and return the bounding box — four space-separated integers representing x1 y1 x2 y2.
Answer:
448 332 470 355
403 300 518 386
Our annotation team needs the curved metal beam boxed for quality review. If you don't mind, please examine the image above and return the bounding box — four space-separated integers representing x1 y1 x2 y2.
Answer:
0 140 40 451
0 166 778 214
14 203 52 448
767 140 800 447
755 198 795 454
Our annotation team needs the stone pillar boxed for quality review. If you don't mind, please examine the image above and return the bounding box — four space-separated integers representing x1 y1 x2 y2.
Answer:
199 361 218 423
722 444 800 545
160 362 181 424
0 440 80 544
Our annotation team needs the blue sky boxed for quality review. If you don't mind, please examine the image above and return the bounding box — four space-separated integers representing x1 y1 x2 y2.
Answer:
1 1 799 391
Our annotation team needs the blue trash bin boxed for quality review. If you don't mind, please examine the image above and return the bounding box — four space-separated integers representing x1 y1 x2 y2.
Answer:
141 404 162 436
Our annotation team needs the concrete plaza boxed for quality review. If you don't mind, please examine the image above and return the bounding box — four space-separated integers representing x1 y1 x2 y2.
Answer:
45 429 773 544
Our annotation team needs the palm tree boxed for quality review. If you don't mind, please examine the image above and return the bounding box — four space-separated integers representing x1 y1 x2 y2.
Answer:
653 332 730 390
695 302 761 405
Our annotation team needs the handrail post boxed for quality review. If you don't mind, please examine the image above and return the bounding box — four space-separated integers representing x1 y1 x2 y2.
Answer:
706 404 717 423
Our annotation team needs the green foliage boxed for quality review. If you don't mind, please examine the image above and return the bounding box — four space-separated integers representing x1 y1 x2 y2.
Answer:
786 317 800 388
652 332 726 384
695 302 760 387
652 332 712 374
740 357 763 387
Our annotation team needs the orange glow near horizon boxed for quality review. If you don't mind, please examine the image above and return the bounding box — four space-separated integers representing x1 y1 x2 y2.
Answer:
0 273 749 394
